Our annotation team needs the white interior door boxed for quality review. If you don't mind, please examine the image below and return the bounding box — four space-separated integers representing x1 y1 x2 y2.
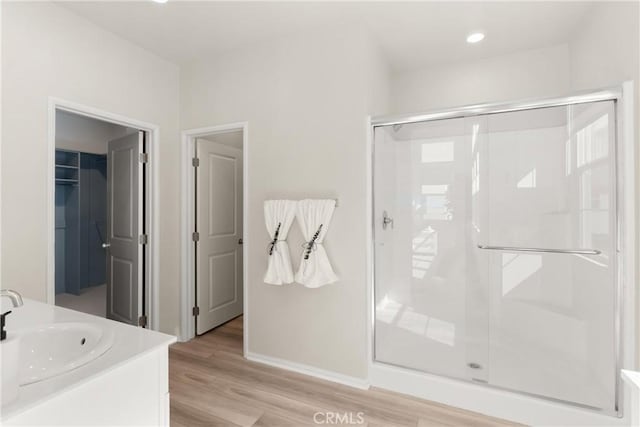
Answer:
196 138 243 335
106 131 143 326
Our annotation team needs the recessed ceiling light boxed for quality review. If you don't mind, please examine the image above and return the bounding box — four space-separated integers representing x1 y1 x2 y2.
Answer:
466 32 485 44
151 0 168 3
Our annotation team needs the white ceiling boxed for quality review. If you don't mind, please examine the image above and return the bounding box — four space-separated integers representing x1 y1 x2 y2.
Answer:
57 1 594 71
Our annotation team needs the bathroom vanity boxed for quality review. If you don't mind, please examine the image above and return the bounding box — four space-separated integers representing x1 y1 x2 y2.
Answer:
0 299 176 426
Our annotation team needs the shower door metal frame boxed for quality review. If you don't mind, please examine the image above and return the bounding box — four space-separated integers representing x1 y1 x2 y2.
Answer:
369 86 635 418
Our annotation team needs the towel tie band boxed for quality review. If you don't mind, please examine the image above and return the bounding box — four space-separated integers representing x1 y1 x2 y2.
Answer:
268 222 282 255
267 240 287 254
303 224 323 260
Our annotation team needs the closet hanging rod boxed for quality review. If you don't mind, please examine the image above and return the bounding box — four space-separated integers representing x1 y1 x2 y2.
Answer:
477 244 601 255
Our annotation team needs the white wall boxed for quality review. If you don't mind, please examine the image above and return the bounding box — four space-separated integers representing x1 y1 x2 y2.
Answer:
1 2 181 335
569 2 639 94
55 111 130 154
390 44 571 114
181 26 388 379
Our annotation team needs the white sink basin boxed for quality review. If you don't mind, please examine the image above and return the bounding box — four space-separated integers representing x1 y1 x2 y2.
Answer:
17 322 115 385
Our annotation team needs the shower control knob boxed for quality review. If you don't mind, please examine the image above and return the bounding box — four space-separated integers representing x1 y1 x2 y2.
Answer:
382 211 394 230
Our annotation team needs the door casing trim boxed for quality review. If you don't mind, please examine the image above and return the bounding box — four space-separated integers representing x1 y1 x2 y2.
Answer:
47 97 160 330
179 122 249 356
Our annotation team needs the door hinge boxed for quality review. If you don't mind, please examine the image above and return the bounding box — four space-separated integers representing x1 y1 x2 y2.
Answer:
139 153 149 163
192 306 200 316
192 231 200 242
139 234 148 245
138 315 147 327
192 157 200 167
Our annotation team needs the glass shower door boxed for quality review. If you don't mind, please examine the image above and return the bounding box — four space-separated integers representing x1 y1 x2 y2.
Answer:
483 101 617 413
373 99 618 414
373 116 490 383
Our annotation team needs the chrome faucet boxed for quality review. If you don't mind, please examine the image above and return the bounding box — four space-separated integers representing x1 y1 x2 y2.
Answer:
0 289 24 308
1 290 22 341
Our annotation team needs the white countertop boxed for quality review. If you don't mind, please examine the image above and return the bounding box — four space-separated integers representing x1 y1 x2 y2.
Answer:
0 299 176 421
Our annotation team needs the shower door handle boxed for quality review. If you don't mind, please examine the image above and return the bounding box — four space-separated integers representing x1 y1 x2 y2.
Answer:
477 244 601 255
382 211 394 230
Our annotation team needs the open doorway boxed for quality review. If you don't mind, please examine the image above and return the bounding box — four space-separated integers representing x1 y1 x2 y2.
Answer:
194 130 244 335
181 123 248 344
53 109 150 327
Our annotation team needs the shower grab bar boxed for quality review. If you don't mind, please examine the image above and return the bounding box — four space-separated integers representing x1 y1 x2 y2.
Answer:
476 244 601 255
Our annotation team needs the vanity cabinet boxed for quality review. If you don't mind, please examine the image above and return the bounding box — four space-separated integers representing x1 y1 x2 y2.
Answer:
1 299 175 426
5 348 170 426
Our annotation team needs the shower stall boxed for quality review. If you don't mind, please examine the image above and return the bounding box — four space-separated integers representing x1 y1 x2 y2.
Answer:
371 89 631 418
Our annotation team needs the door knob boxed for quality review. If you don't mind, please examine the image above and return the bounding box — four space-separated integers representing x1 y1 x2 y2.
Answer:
238 238 243 245
382 211 394 230
102 243 111 249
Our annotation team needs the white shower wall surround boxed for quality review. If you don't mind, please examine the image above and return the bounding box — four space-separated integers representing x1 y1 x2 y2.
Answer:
372 91 627 420
263 199 338 287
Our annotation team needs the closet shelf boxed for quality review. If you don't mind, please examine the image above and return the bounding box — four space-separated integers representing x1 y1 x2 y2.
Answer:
55 164 79 170
55 179 79 185
55 150 80 168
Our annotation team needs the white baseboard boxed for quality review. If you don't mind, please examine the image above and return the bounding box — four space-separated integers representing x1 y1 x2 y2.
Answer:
370 362 628 427
246 352 370 390
244 352 628 426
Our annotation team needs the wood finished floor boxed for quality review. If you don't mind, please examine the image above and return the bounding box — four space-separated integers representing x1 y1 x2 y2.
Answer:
169 316 520 427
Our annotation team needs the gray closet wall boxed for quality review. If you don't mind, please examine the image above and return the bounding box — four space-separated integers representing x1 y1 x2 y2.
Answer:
55 150 107 295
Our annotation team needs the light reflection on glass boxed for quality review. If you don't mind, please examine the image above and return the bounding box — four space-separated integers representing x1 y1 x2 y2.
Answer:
421 141 454 163
376 296 402 324
472 153 480 196
565 139 572 176
576 115 608 168
420 185 452 221
516 168 537 189
426 317 456 347
471 123 479 152
576 114 610 249
397 307 429 335
376 296 456 347
421 185 448 195
502 253 542 296
412 227 437 278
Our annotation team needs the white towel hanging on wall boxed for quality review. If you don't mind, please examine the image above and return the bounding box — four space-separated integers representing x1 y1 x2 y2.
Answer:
295 199 338 288
263 200 297 285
